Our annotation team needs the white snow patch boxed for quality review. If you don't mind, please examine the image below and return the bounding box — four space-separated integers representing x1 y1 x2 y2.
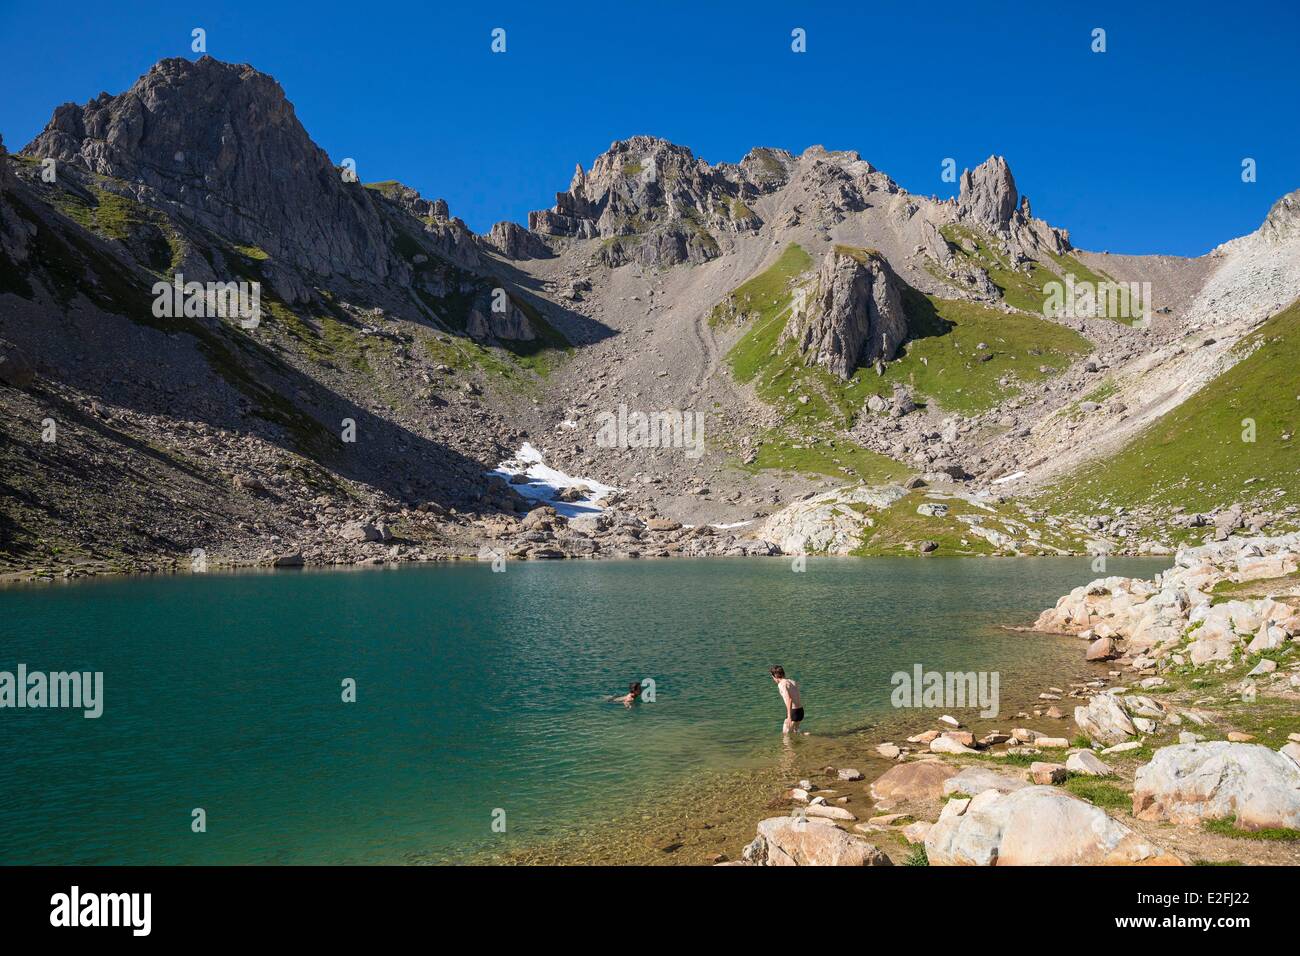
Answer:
488 442 619 519
991 470 1028 485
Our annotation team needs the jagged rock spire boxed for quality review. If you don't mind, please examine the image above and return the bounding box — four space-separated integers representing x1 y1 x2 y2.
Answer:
958 156 1018 228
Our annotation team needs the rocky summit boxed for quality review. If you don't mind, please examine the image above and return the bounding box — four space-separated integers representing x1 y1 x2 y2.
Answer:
3 55 1300 580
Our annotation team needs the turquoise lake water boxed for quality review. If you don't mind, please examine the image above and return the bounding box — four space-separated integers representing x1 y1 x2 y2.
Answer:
0 556 1169 864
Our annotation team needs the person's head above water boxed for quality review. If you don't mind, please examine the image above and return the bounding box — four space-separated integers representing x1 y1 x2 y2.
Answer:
769 665 785 680
629 682 642 696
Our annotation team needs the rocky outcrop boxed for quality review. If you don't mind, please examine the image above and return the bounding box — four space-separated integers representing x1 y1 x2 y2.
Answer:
1034 534 1300 668
486 220 551 260
1074 692 1138 746
956 155 1070 258
527 136 776 267
1133 742 1300 830
925 785 1179 866
1257 188 1300 245
958 156 1019 230
742 816 893 866
465 297 536 342
783 246 909 379
364 181 483 270
0 135 34 284
758 483 906 554
0 340 35 389
23 57 404 283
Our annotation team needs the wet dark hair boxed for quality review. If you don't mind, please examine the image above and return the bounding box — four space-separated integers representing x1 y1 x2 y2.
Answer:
769 665 785 679
629 682 642 693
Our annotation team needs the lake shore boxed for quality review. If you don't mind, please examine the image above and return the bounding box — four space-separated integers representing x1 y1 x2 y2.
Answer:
715 534 1300 867
465 534 1300 866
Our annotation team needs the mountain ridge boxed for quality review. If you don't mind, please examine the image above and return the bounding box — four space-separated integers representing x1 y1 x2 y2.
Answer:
3 55 1299 578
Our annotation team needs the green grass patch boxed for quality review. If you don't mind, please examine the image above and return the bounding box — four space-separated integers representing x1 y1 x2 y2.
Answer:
725 249 1086 421
729 198 755 220
740 429 908 484
986 751 1039 767
1204 816 1300 842
231 244 270 261
853 490 1089 556
711 243 812 329
1044 251 1145 325
1082 379 1118 404
872 291 1090 415
1043 298 1300 514
940 224 1060 313
1063 776 1131 810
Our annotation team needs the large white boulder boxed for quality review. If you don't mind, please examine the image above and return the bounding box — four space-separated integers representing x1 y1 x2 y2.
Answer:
925 786 1177 866
1133 742 1300 830
758 484 906 555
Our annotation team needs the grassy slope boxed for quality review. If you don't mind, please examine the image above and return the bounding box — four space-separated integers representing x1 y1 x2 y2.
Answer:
874 291 1090 416
722 243 1089 446
720 244 907 482
940 224 1142 324
1044 299 1300 515
853 490 1092 556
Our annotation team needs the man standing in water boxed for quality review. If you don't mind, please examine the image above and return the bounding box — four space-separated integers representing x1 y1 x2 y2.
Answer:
769 666 804 734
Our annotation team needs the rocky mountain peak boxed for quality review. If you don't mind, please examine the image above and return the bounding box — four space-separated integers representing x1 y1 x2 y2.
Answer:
736 147 797 189
22 56 399 281
527 136 770 267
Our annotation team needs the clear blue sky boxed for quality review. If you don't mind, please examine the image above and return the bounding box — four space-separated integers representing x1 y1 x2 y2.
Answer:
2 0 1297 256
